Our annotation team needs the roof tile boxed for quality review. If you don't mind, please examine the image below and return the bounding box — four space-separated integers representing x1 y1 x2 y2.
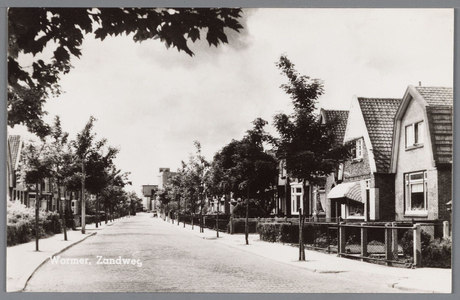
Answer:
358 98 402 173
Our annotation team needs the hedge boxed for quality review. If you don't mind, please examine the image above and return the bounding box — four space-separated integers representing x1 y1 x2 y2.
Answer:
257 222 308 244
7 201 62 247
230 220 258 234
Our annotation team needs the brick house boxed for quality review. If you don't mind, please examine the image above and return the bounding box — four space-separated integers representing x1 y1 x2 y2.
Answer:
389 86 453 222
328 96 401 221
275 110 349 218
7 135 28 204
318 109 349 221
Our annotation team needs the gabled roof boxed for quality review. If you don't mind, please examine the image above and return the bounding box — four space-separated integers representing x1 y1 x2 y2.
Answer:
7 135 22 170
415 86 453 107
321 110 349 146
358 98 402 173
390 86 453 172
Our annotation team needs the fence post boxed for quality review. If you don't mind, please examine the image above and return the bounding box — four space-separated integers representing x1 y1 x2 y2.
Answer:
385 223 392 266
230 216 234 234
360 223 367 261
413 224 422 267
391 222 399 261
443 221 450 239
338 222 346 256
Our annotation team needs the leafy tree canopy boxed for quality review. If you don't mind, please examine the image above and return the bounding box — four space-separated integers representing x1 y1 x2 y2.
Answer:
273 55 352 185
8 7 243 137
212 118 277 200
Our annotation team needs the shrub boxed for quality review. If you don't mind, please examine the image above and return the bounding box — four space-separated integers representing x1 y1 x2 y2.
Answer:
423 237 452 268
231 219 258 233
232 199 267 218
7 201 62 246
400 229 451 268
257 222 308 244
401 229 431 257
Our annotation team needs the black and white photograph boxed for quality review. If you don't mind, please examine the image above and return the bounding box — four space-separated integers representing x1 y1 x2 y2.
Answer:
5 7 453 294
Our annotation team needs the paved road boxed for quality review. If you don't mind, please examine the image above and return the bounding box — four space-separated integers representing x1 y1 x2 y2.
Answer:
25 213 403 293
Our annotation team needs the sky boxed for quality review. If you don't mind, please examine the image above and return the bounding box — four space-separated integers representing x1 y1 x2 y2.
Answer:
9 8 454 195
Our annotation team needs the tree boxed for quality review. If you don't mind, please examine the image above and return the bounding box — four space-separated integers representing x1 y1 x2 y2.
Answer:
21 140 53 251
8 8 243 137
47 116 70 240
126 191 142 216
273 55 353 260
85 142 119 227
211 118 277 244
100 166 131 223
72 116 97 234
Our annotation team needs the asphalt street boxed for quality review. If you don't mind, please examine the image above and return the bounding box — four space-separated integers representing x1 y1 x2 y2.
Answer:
24 213 405 293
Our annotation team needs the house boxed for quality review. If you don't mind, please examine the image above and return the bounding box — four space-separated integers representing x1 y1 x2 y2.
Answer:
208 195 231 214
328 96 401 222
274 110 350 218
158 168 177 189
390 86 453 222
318 109 349 221
142 184 158 211
7 135 28 204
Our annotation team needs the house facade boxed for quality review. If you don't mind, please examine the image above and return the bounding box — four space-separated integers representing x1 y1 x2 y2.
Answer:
390 86 453 222
142 184 158 211
318 109 349 221
327 97 401 222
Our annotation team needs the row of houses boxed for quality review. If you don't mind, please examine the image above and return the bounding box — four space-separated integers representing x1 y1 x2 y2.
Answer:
7 135 84 214
276 85 453 225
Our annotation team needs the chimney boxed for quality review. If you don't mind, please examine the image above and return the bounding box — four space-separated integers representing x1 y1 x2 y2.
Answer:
419 81 421 87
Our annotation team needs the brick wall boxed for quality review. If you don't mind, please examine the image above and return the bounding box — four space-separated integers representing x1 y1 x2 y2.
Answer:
343 139 371 181
374 173 395 221
437 165 452 222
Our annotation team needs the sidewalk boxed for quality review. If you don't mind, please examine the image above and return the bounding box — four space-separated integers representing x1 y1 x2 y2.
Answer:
6 220 117 292
160 217 452 293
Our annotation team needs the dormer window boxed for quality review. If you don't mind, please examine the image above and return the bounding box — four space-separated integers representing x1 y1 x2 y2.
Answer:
405 121 424 148
355 138 363 159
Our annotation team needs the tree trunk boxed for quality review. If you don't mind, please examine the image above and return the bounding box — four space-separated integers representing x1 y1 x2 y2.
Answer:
216 197 219 238
35 182 40 251
105 199 108 224
299 180 307 261
81 158 86 234
200 194 203 233
56 177 59 213
58 179 68 241
299 208 304 260
245 185 250 245
177 195 180 226
96 195 99 228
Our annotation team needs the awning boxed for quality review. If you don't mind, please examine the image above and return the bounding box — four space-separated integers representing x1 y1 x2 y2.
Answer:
328 182 363 203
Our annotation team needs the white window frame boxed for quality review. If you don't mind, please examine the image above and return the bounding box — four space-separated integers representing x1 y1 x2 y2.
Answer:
404 171 428 215
291 184 304 215
355 138 363 159
405 121 424 148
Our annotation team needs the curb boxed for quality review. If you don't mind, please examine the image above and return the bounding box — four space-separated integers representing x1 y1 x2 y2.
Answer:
387 280 445 294
14 232 97 292
165 220 347 274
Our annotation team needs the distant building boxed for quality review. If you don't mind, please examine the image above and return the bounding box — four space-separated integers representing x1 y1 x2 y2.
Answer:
141 185 158 211
157 168 177 189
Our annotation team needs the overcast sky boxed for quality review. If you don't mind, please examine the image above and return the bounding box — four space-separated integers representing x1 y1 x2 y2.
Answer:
9 8 453 194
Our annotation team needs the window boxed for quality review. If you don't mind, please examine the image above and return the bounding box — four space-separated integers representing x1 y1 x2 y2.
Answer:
405 171 428 213
348 200 364 217
291 185 304 214
405 122 424 148
355 138 363 159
